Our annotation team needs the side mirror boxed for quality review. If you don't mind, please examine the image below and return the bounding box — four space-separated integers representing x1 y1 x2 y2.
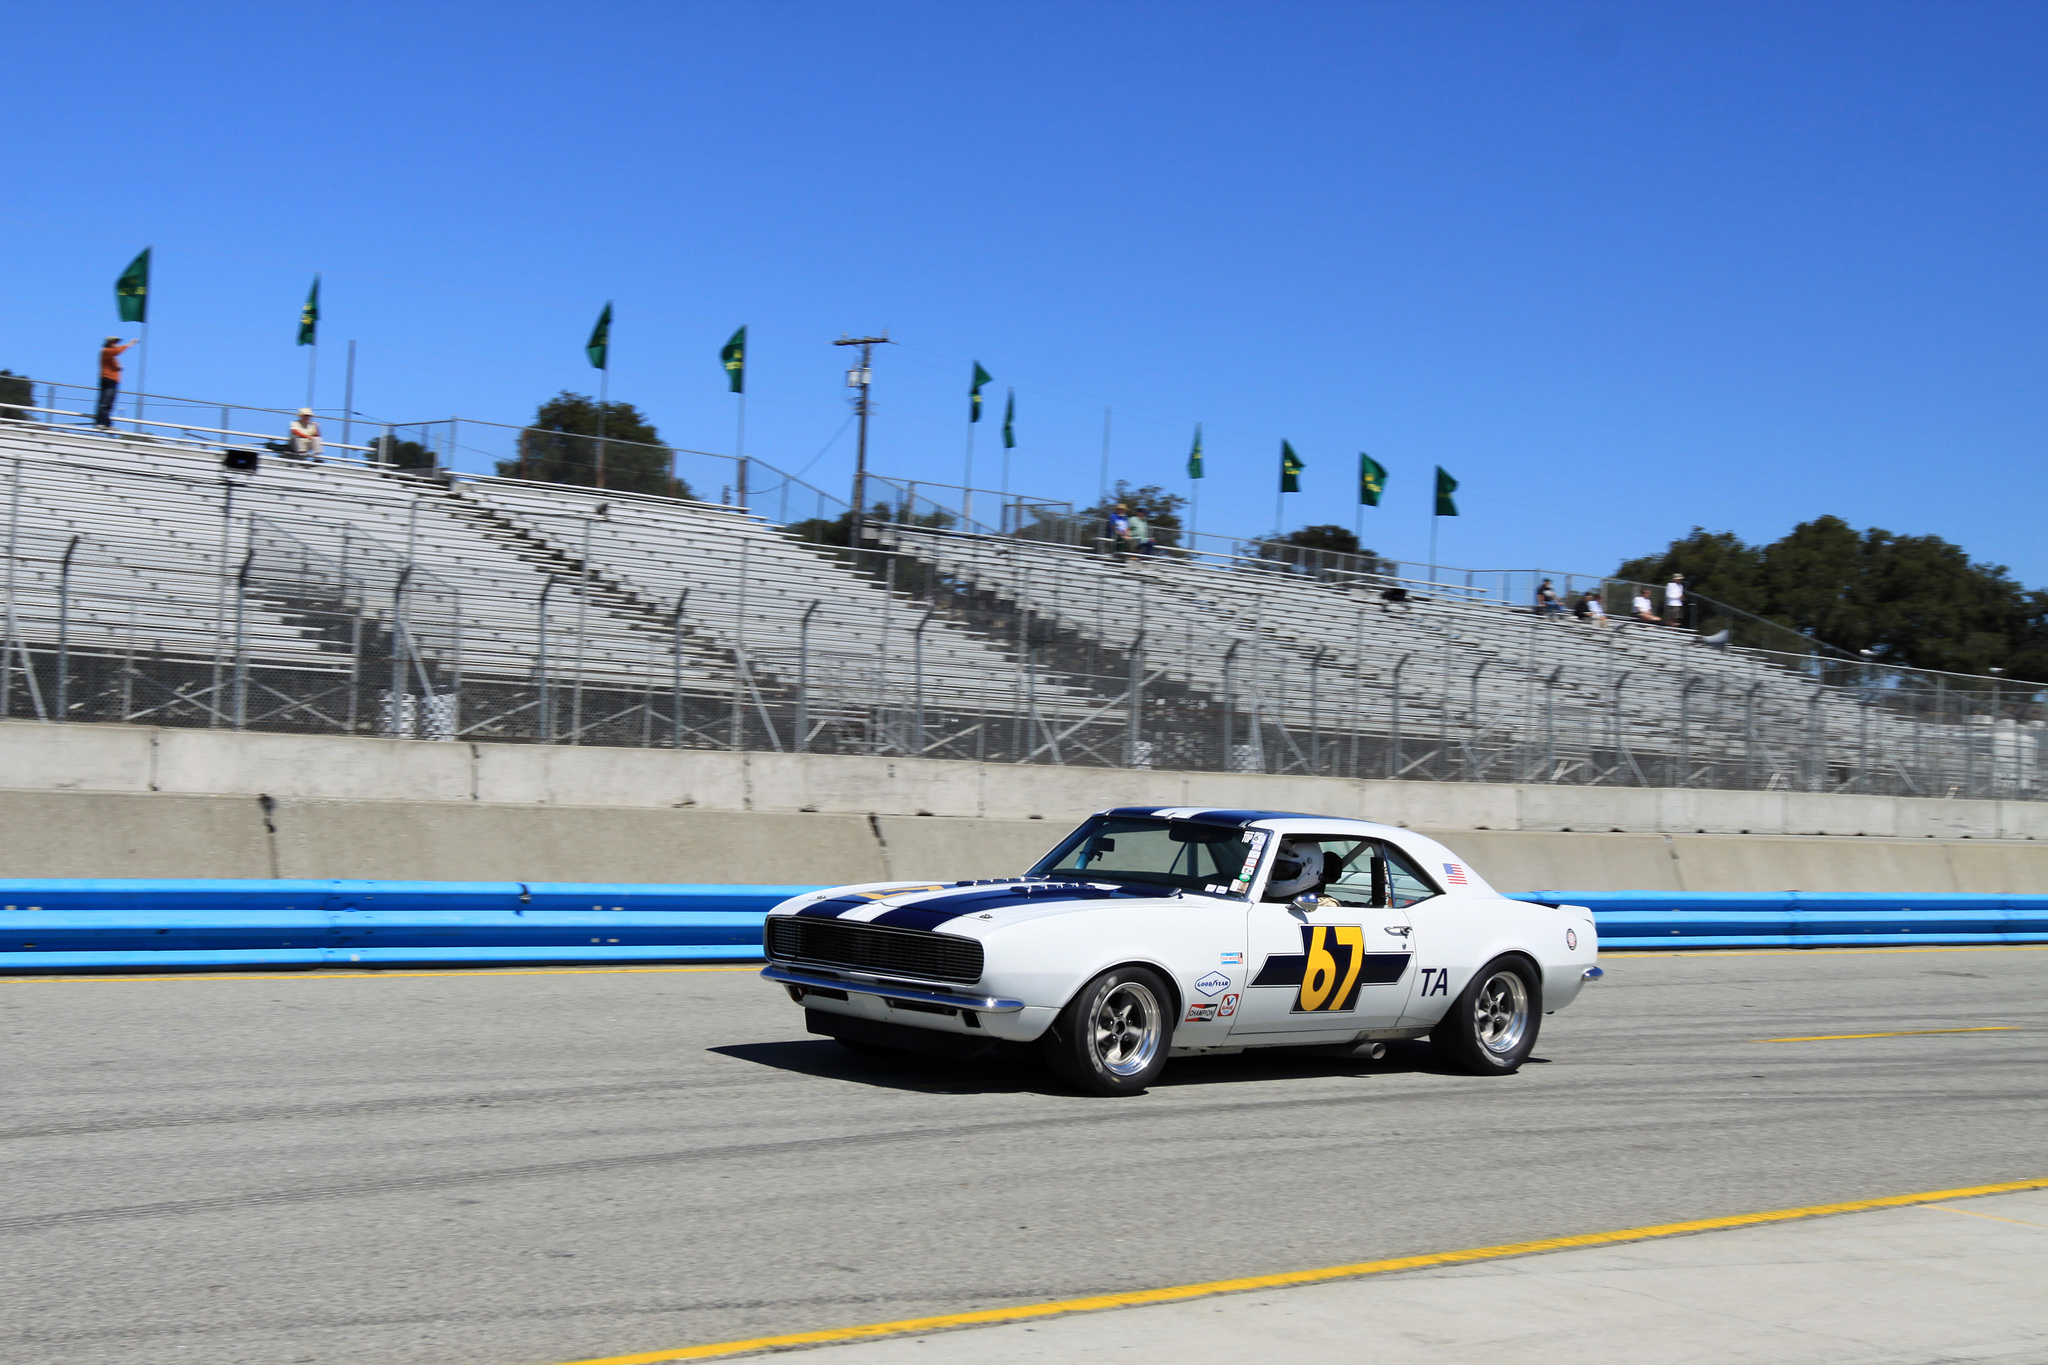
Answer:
1289 892 1320 913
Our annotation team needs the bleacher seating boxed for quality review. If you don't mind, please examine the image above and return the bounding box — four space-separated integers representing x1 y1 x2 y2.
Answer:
2 410 2032 794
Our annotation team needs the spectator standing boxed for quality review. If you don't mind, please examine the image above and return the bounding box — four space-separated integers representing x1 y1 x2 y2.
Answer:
95 336 136 428
1584 591 1609 627
1632 587 1659 623
287 408 322 461
1664 573 1687 627
1106 502 1132 558
1128 511 1153 556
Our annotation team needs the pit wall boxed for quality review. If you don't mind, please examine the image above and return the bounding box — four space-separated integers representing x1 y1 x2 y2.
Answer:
3 721 2045 893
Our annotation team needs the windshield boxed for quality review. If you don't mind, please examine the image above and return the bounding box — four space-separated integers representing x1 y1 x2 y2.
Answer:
1030 815 1266 895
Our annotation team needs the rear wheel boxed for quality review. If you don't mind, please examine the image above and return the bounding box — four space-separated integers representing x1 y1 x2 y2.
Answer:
1430 956 1541 1074
1042 966 1173 1096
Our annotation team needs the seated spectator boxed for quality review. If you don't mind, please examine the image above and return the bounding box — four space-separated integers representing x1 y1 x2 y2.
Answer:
1584 591 1610 627
287 409 322 461
1535 578 1564 617
1632 588 1659 623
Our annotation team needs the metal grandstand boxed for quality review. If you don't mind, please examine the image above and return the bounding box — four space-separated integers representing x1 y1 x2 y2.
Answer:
2 383 2042 800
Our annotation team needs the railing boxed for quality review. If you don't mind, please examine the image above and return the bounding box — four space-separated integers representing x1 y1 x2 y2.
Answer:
3 384 2043 799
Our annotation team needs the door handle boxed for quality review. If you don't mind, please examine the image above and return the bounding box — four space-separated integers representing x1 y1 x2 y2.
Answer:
1383 925 1411 937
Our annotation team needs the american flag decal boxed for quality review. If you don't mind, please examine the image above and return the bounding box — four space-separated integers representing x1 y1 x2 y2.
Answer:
1443 862 1468 886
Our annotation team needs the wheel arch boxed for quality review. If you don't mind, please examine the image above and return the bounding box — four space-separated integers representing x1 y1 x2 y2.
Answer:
1057 957 1184 1023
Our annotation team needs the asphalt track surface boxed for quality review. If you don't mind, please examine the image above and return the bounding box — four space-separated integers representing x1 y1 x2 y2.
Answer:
5 947 2045 1365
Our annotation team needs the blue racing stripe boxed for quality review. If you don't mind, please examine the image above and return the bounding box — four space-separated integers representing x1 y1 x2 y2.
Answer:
794 895 876 919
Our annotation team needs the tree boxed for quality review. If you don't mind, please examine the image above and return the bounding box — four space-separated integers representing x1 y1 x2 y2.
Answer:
1618 518 2048 680
500 391 690 499
1079 481 1186 549
1250 524 1391 576
0 370 33 421
364 434 437 470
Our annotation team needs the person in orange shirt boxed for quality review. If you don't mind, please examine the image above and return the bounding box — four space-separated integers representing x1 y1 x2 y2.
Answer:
96 336 136 428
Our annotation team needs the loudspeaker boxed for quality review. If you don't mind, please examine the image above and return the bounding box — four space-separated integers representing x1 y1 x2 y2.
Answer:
222 448 260 473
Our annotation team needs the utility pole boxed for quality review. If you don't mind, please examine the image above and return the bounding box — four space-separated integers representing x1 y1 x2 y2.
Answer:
834 333 892 548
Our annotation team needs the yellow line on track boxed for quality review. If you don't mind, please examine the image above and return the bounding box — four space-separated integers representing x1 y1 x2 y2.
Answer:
549 1175 2048 1365
0 964 761 985
1761 1025 2020 1043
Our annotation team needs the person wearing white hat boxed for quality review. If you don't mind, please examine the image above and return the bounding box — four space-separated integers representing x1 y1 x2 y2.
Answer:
288 408 322 461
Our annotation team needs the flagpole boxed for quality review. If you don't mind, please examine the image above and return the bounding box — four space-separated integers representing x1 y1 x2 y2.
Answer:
1189 479 1200 556
341 341 356 452
1429 512 1438 585
596 367 609 490
134 322 148 431
736 392 748 511
306 339 318 413
962 424 975 529
1099 406 1111 507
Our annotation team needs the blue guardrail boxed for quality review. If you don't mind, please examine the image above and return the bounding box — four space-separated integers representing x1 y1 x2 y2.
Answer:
2 881 2045 971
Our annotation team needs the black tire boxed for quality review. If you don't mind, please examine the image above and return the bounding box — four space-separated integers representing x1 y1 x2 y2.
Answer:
1429 955 1542 1075
1041 965 1174 1096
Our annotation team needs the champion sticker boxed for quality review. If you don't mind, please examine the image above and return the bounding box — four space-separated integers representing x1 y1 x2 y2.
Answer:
1185 1002 1219 1023
1220 952 1244 965
1194 971 1231 997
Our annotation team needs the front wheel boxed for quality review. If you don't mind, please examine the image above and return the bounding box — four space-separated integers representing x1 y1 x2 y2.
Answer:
1041 966 1173 1096
1430 955 1541 1074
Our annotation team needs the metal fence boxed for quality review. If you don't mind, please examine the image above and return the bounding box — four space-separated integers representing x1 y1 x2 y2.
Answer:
2 388 2043 801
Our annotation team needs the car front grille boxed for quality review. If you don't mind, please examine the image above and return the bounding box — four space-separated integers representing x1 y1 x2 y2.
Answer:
766 917 984 985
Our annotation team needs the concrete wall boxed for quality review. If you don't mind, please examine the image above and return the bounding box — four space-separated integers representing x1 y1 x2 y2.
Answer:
4 722 2046 892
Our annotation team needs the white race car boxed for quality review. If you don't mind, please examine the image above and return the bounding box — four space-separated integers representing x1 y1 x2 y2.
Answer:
762 807 1601 1095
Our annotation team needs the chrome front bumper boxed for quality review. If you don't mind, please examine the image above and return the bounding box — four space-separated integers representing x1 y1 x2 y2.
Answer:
760 963 1027 1013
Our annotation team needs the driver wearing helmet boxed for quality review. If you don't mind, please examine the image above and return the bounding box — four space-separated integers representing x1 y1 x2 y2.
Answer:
1264 837 1333 904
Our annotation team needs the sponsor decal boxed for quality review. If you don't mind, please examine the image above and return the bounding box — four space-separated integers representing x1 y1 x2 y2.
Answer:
1217 993 1240 1018
1442 862 1469 886
1194 971 1231 997
1249 927 1410 1012
1185 1002 1220 1023
1220 952 1244 965
1231 830 1270 893
1566 928 1578 950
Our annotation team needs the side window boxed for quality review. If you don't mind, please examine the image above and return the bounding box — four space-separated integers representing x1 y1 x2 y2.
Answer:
1377 842 1442 909
1317 839 1378 907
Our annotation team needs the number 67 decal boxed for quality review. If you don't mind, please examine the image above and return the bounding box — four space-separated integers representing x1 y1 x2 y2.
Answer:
1297 924 1368 1013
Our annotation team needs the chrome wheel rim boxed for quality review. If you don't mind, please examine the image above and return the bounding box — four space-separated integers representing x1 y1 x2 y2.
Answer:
1090 981 1163 1077
1474 970 1529 1056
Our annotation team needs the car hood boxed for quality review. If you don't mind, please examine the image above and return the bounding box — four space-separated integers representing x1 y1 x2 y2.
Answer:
772 877 1182 935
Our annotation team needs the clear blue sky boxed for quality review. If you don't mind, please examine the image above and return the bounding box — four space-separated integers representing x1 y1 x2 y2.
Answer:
2 1 2042 584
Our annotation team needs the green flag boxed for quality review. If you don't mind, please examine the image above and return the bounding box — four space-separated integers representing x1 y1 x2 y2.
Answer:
1187 424 1204 480
1280 440 1304 493
297 275 320 347
116 248 150 324
1434 466 1459 516
721 325 746 393
1359 452 1387 506
586 302 612 370
970 362 991 422
1002 389 1016 448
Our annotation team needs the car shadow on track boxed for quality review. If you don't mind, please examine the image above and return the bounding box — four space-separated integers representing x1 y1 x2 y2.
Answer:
712 1039 1539 1096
